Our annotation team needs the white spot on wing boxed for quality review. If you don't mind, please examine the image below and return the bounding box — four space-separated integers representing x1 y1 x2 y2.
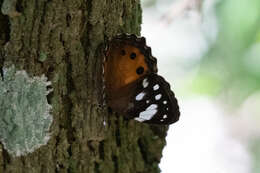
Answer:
146 100 150 104
142 78 148 88
139 109 157 120
155 94 162 100
153 84 159 90
136 104 158 122
163 101 167 104
135 92 145 101
163 115 167 119
135 117 146 122
146 104 158 110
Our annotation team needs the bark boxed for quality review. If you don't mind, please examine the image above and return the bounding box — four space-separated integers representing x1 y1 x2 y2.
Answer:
0 0 168 172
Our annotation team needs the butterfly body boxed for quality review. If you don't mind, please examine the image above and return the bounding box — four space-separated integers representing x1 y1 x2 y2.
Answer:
104 34 180 125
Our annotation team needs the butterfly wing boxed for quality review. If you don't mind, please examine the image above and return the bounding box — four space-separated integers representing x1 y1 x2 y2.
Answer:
126 73 180 125
104 34 157 113
104 34 180 125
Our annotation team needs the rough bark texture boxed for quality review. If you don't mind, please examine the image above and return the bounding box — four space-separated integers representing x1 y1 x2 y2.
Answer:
0 0 168 172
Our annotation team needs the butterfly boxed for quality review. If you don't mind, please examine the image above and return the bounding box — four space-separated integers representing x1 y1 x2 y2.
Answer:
103 34 180 125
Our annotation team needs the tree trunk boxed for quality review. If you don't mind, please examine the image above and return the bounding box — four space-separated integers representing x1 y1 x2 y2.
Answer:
0 0 168 172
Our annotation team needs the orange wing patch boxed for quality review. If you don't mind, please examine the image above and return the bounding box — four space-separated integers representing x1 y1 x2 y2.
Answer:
105 44 149 92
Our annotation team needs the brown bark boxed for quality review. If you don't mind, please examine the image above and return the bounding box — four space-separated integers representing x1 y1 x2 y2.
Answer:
0 0 168 172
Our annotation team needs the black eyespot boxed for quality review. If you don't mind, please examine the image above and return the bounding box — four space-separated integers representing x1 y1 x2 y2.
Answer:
121 50 126 56
130 52 136 59
136 67 144 75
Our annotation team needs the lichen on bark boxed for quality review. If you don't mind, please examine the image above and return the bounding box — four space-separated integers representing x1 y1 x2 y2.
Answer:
0 65 53 156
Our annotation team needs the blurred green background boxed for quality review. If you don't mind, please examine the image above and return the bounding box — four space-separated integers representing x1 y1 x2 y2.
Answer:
194 0 260 102
142 0 260 172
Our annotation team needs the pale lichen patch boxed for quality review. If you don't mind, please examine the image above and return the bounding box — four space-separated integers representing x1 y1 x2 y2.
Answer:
1 0 21 17
0 65 53 156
